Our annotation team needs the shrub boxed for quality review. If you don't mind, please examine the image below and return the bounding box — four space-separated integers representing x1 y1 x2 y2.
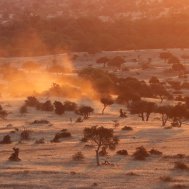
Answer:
20 105 27 114
25 96 40 107
76 117 83 123
117 150 128 156
72 152 85 161
160 176 174 182
0 135 11 144
126 172 139 176
80 137 88 142
20 129 31 140
9 148 21 161
174 162 188 170
39 100 54 111
35 138 45 144
149 149 163 156
172 184 188 189
122 126 133 131
0 108 8 119
31 120 50 125
51 130 71 143
64 101 77 111
133 146 149 160
54 101 65 115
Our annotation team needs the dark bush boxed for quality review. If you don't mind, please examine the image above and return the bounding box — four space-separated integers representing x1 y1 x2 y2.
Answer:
20 129 31 140
80 137 88 142
64 101 77 111
9 148 21 161
122 126 133 131
25 96 40 107
39 100 54 111
20 105 27 114
35 138 45 144
174 162 188 170
76 117 83 123
149 149 163 156
133 146 149 160
0 105 8 119
31 120 50 124
0 135 11 144
54 101 65 115
51 130 71 143
116 150 128 156
72 152 85 161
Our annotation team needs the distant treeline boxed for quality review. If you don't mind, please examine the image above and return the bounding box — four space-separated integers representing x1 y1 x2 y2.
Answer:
1 14 189 56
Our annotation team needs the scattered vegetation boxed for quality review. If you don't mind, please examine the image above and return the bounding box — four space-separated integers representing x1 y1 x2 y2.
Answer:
133 146 149 160
9 148 21 161
72 152 85 161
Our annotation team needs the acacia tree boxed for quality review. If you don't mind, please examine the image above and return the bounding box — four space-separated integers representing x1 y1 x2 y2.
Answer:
159 52 173 63
0 105 8 120
100 96 114 114
108 56 125 70
150 83 170 103
172 63 186 74
83 126 119 166
96 57 109 68
149 76 160 85
169 104 188 127
156 105 172 126
128 100 156 121
77 106 94 119
54 101 65 115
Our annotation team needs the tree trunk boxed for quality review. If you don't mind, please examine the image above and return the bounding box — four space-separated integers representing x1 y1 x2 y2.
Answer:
162 114 168 126
160 96 164 103
139 113 145 121
146 113 150 121
102 105 107 115
96 149 100 166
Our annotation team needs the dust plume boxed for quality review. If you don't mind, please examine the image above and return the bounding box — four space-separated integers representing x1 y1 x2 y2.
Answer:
0 53 99 100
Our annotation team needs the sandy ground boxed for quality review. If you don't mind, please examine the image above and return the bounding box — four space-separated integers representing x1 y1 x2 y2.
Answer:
0 49 189 189
0 99 189 189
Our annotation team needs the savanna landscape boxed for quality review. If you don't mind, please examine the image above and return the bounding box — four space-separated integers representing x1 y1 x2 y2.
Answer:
0 1 189 189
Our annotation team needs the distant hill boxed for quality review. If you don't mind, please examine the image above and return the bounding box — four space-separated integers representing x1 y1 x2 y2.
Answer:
1 0 189 56
0 0 189 21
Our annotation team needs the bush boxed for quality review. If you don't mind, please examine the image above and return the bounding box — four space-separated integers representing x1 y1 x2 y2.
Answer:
20 129 31 140
0 110 8 119
54 101 65 115
76 117 83 123
122 126 133 131
20 105 27 114
172 184 188 189
160 176 174 182
9 148 21 161
0 135 11 144
133 146 149 160
25 96 40 107
31 120 50 125
51 130 71 143
80 137 88 142
35 138 45 144
64 101 77 111
174 162 188 170
72 152 85 161
39 100 54 111
149 149 163 156
116 149 128 156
